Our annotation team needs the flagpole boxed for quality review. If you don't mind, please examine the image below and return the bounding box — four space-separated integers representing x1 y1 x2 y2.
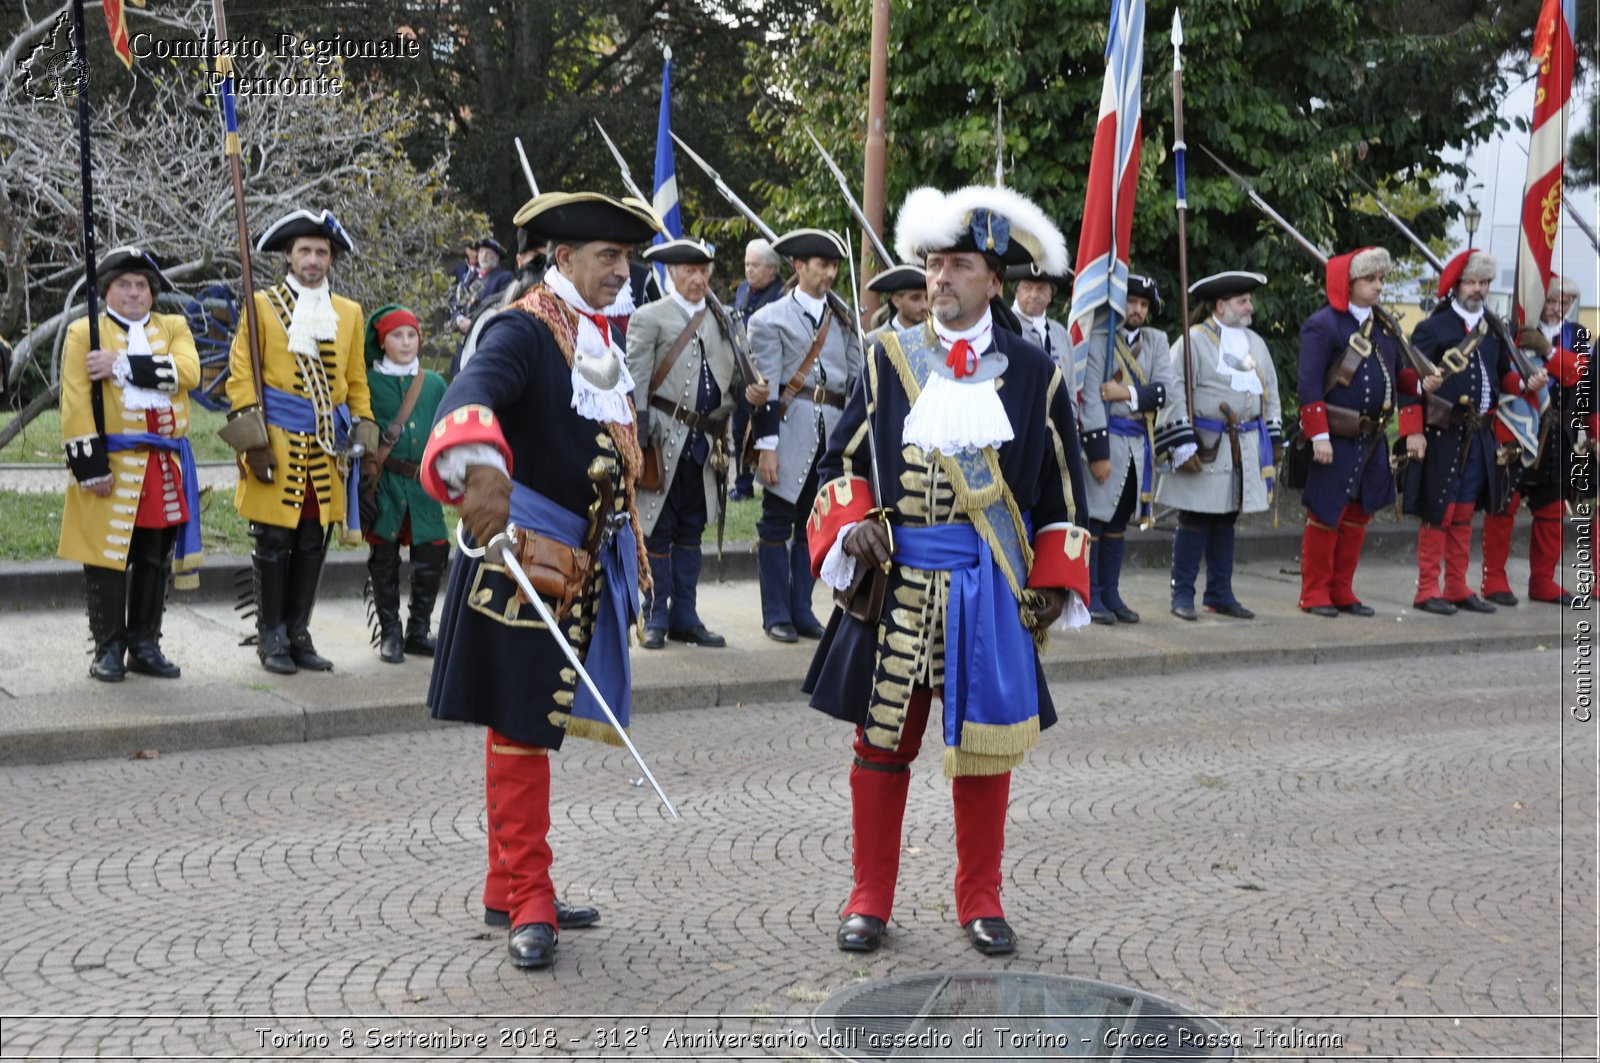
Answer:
67 0 106 440
862 0 889 318
1171 9 1194 427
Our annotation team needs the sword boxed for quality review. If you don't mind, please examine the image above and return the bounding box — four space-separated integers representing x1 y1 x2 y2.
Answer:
842 233 894 569
1201 145 1442 381
474 525 680 820
592 119 652 205
514 136 541 197
670 133 781 245
803 125 897 271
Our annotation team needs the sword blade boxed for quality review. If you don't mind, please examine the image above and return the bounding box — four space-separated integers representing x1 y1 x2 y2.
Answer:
803 126 897 269
514 136 541 197
485 531 680 819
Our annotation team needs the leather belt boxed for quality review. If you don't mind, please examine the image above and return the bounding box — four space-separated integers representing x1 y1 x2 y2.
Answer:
804 385 848 410
650 394 728 437
383 456 420 479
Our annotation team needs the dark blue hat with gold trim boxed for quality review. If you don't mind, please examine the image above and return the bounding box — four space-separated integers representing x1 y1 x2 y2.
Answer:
97 246 174 294
1127 273 1163 314
513 192 665 245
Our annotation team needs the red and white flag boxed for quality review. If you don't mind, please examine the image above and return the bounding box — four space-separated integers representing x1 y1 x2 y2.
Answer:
103 0 147 70
1514 0 1577 325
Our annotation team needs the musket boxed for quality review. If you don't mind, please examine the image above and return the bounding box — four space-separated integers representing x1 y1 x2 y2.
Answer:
1562 188 1600 253
67 0 105 446
1201 145 1443 381
514 136 541 197
802 126 896 272
468 525 680 820
1170 10 1196 445
842 233 894 570
670 133 781 245
592 119 652 205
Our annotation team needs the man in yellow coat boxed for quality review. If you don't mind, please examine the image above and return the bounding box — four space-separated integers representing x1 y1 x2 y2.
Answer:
226 209 376 673
58 248 202 681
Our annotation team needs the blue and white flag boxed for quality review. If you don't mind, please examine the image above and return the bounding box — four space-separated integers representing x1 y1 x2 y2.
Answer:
651 49 683 286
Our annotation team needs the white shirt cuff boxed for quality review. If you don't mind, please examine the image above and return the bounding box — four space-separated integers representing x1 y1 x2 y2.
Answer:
819 521 859 592
1125 387 1139 412
1172 442 1198 467
1311 432 1330 442
755 434 779 451
111 354 133 386
434 443 508 496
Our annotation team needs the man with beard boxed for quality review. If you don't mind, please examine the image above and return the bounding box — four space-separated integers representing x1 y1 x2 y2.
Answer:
1404 249 1547 615
747 229 863 643
804 184 1090 957
1080 272 1175 624
1154 271 1283 620
227 209 375 674
420 191 664 970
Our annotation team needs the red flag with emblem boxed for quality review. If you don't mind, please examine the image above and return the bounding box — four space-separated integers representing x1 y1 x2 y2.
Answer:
1514 0 1577 325
103 0 146 69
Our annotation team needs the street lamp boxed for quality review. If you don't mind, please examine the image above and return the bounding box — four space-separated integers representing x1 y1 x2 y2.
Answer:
1464 202 1482 249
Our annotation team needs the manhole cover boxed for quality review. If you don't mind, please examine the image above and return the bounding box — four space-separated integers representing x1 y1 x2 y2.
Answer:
812 971 1235 1059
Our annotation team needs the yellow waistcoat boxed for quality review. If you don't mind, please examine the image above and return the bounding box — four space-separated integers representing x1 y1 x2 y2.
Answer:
56 313 200 574
226 284 371 528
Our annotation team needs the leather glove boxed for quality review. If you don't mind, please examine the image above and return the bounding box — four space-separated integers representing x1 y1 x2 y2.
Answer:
843 519 892 569
243 446 275 484
1030 587 1068 628
461 464 512 548
359 489 379 530
351 418 381 456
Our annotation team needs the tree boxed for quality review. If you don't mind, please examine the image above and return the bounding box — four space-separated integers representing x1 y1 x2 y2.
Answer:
759 0 1584 399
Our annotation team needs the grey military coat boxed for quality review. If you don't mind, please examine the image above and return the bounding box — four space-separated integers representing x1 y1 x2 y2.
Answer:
748 290 863 505
1154 323 1282 515
625 295 745 537
1082 326 1176 521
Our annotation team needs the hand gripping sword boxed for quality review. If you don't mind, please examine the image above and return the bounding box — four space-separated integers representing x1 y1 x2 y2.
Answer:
468 524 680 819
842 233 894 568
670 133 781 245
804 125 897 271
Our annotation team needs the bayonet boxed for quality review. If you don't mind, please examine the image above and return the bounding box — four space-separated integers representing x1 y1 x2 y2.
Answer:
592 119 652 205
802 126 897 271
514 136 541 197
670 133 781 244
994 98 1005 188
1348 172 1444 272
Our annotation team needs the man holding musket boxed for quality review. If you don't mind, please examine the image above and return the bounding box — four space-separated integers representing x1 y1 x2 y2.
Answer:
805 185 1091 957
226 209 375 674
626 237 757 649
419 191 664 971
1404 249 1547 615
748 228 863 643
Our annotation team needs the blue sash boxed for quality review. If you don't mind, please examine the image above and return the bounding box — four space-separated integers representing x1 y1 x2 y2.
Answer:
263 385 361 532
1108 416 1154 523
508 481 638 735
105 433 202 569
1194 414 1275 503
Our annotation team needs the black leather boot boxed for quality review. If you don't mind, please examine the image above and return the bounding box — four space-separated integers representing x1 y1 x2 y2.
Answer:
368 539 404 664
83 565 127 682
126 527 181 678
250 522 296 675
284 519 333 671
404 541 448 657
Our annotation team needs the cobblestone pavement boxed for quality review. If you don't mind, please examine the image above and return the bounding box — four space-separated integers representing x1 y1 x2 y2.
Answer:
0 650 1592 1061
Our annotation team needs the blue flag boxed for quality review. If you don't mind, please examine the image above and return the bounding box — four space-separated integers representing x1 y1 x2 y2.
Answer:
651 49 682 287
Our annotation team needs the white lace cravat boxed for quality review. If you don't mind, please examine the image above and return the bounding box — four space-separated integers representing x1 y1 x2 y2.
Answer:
902 310 1015 455
542 266 636 425
284 274 339 359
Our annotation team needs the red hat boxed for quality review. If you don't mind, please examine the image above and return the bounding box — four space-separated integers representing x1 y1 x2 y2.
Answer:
374 307 419 346
1435 249 1496 300
1324 246 1392 312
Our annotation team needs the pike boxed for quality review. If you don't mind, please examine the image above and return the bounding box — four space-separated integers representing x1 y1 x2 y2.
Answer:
994 98 1006 188
670 133 781 245
803 125 896 271
1200 145 1443 381
592 120 652 205
841 232 894 570
1170 10 1195 452
477 527 680 820
66 0 107 448
514 136 541 197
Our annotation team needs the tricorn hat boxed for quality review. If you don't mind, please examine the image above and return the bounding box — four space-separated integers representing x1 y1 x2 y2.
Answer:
866 264 927 294
513 192 665 246
256 209 356 255
894 185 1069 273
1189 270 1267 303
476 237 507 258
1005 261 1074 289
772 228 847 261
97 246 173 294
1127 273 1162 315
642 237 716 265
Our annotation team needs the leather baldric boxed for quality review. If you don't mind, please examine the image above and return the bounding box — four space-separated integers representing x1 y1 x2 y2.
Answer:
1324 316 1376 393
650 308 708 393
374 371 428 468
779 311 833 417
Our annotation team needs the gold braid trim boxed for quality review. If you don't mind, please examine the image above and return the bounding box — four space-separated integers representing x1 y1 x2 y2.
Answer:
553 712 627 748
944 747 1025 778
512 285 652 593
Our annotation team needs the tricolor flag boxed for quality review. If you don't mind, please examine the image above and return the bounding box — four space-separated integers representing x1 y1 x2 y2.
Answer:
1514 0 1577 326
1067 0 1146 402
651 48 683 286
104 0 147 70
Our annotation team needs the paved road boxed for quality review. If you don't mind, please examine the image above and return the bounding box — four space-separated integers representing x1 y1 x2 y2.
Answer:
0 649 1591 1060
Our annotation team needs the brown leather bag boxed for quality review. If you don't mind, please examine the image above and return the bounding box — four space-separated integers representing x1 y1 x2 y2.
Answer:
638 309 707 492
834 561 887 624
512 527 593 620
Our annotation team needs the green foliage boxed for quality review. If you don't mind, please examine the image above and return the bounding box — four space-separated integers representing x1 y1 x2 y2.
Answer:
761 0 1554 392
0 406 233 464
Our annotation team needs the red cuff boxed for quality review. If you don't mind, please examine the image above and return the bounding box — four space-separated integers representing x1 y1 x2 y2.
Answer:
1398 403 1424 437
1299 401 1329 438
1549 349 1588 388
1501 370 1525 396
807 475 874 576
1028 524 1091 603
1399 368 1420 396
420 404 513 504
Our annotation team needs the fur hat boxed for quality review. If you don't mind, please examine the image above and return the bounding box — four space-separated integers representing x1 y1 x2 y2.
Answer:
893 185 1069 274
1436 249 1496 299
1548 274 1579 299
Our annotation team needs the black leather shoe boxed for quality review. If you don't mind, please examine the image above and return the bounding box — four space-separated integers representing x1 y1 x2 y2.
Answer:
507 923 556 969
836 913 885 952
487 900 601 930
1111 606 1140 624
963 917 1016 956
89 645 127 682
795 621 825 639
288 632 334 671
1450 595 1497 614
127 643 181 678
1089 607 1115 626
668 625 727 648
1414 597 1458 616
1485 590 1519 607
1208 602 1256 620
257 627 297 674
766 623 798 643
1300 605 1339 618
1170 604 1197 621
640 628 667 650
1336 602 1376 617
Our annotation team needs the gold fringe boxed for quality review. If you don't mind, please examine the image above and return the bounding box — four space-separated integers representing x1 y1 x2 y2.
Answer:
957 715 1039 758
558 713 626 748
491 743 548 756
172 572 200 592
944 746 1025 778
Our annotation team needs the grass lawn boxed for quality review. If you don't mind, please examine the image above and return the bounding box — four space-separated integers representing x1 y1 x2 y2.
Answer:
1 405 237 464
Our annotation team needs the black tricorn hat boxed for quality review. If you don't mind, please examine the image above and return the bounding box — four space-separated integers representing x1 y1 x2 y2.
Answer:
97 246 174 293
476 237 507 257
1127 273 1163 314
513 192 665 245
1005 261 1074 288
256 209 357 254
772 228 847 261
643 237 715 265
1188 270 1266 303
866 264 927 293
